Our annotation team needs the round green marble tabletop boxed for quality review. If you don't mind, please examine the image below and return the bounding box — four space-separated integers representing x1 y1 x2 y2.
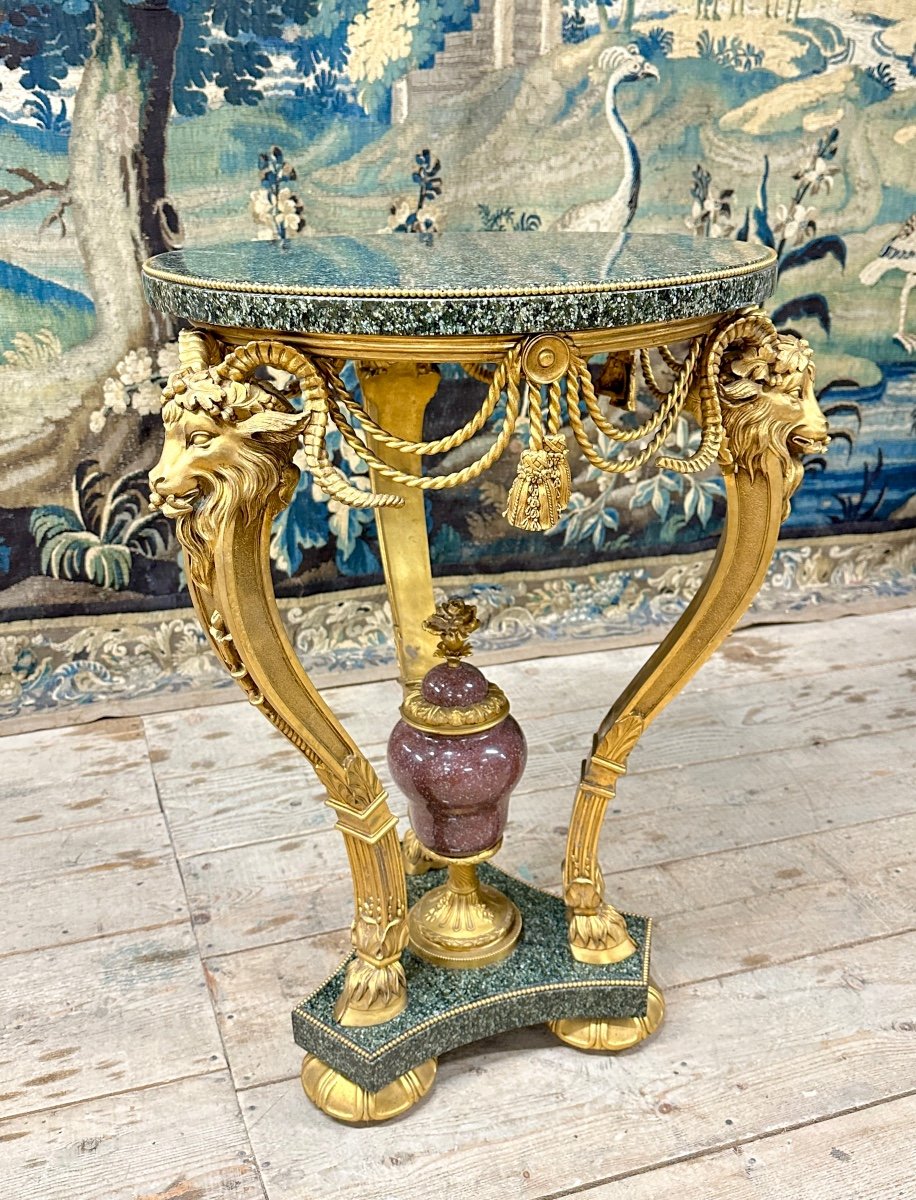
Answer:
142 233 777 339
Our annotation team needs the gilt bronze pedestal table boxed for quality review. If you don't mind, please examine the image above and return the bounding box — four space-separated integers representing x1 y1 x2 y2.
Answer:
141 233 828 1123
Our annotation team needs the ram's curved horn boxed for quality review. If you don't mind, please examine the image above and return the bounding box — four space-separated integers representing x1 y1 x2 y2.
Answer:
217 340 312 412
177 328 223 373
688 308 778 474
218 339 402 511
218 338 315 380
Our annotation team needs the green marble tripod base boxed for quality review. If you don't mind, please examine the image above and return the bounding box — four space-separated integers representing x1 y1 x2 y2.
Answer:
292 864 655 1101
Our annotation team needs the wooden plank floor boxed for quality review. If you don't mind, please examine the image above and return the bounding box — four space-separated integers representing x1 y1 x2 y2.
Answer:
1 608 914 1200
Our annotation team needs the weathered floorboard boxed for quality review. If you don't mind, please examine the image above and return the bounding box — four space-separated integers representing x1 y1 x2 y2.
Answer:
0 924 225 1120
179 836 354 959
0 718 160 837
0 814 188 957
575 1090 916 1200
205 929 349 1091
505 726 916 888
0 1072 265 1200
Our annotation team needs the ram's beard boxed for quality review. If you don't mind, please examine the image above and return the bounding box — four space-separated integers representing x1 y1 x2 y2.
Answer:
175 455 285 591
722 403 806 513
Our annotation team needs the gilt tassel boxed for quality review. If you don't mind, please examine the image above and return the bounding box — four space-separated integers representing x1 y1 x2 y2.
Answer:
504 434 571 532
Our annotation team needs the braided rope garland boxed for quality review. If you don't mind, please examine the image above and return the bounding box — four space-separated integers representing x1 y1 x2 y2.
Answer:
208 317 765 527
319 358 507 459
325 346 524 493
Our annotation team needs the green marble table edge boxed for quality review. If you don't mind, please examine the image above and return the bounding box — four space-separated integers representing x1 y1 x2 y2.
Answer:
142 273 777 339
291 865 652 1092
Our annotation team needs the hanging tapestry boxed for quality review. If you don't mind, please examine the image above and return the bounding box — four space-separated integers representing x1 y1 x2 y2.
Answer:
0 0 914 728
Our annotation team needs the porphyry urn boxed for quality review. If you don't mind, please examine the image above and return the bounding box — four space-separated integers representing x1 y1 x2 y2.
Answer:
388 598 527 966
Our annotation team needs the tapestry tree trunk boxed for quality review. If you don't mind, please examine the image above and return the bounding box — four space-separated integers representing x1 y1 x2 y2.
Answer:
68 2 149 353
127 0 183 264
0 0 183 503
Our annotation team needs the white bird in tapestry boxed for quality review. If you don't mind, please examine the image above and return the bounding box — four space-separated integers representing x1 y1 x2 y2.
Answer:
553 45 659 234
858 213 916 353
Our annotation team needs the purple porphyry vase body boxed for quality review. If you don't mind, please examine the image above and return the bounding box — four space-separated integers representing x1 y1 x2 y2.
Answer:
387 662 527 858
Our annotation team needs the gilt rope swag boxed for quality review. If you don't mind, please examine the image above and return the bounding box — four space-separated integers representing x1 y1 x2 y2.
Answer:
158 307 810 551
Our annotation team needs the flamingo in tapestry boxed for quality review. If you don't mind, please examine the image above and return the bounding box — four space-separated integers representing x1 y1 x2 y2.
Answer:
554 46 659 234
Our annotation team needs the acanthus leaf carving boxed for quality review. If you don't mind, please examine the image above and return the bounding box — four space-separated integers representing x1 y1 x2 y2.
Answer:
322 752 385 813
592 710 646 773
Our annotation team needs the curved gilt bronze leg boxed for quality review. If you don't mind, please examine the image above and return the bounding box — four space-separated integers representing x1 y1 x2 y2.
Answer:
562 316 828 991
148 331 412 1048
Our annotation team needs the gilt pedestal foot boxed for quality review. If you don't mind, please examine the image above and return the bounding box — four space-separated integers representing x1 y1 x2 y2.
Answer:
301 1054 437 1125
549 983 665 1052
